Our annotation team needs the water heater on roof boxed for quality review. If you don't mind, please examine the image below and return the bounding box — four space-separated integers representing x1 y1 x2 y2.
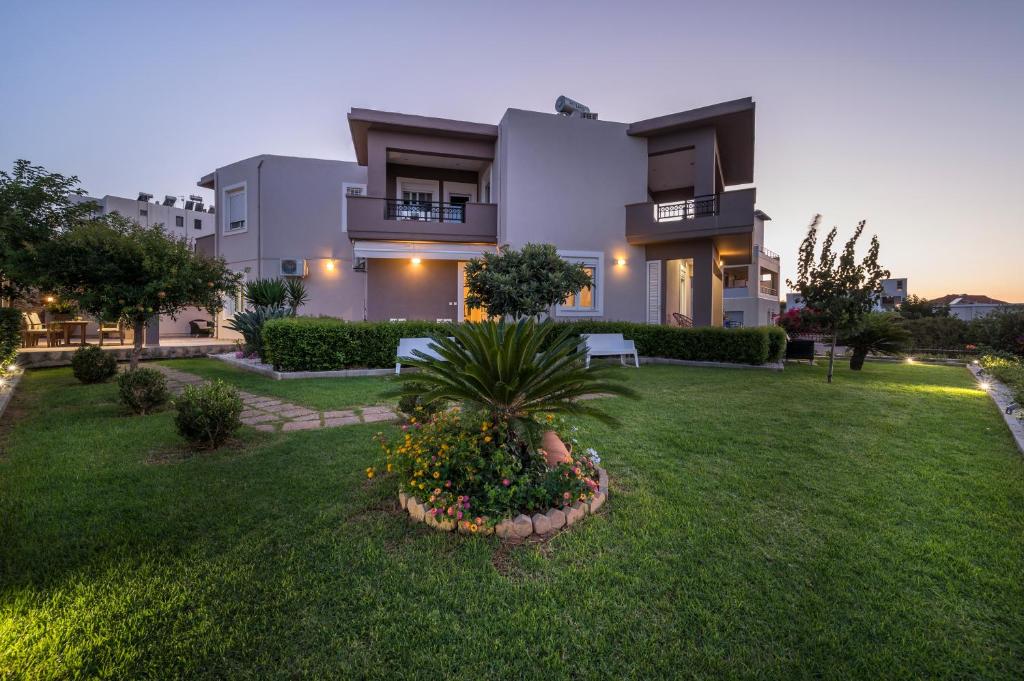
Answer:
555 95 590 116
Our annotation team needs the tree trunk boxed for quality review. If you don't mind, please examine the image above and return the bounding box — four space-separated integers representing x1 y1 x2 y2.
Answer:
130 317 146 370
827 329 837 383
850 349 867 371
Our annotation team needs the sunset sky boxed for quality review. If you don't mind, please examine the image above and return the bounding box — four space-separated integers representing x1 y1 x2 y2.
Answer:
1 0 1021 301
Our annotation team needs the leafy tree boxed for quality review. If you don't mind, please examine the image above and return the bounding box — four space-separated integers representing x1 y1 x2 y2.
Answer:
899 294 948 320
968 306 1024 356
41 215 240 368
0 160 97 300
464 243 592 320
838 313 911 370
393 319 635 463
901 316 968 352
786 214 890 383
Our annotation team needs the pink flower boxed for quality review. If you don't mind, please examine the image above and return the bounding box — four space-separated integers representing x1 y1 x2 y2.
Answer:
447 507 455 517
563 491 571 499
444 480 452 488
457 511 463 520
502 478 511 487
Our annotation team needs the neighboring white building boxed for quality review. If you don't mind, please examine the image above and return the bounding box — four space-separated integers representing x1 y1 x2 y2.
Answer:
785 277 907 312
73 193 215 245
930 293 1016 321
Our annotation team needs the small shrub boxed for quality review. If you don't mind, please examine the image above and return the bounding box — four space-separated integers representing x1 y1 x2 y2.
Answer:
979 354 1024 405
116 367 169 414
174 380 243 449
70 344 117 384
397 382 445 420
0 308 21 371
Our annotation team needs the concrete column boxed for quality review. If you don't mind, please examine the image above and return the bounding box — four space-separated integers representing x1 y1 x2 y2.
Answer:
366 133 388 198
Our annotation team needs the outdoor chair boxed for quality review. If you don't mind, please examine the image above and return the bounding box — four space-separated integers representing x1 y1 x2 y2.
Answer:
21 312 48 347
98 320 125 346
395 337 454 374
189 319 214 338
672 312 694 328
580 333 639 369
45 322 65 348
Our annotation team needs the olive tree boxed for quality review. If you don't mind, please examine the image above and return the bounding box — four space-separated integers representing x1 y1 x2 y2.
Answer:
787 214 889 383
464 243 592 320
42 215 241 368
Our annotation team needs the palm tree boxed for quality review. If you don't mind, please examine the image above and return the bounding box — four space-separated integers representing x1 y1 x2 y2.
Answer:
394 319 636 458
839 313 912 370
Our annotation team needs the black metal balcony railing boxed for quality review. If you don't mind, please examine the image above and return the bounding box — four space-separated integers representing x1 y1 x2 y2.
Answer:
756 244 781 260
385 199 465 223
655 194 719 222
760 283 778 297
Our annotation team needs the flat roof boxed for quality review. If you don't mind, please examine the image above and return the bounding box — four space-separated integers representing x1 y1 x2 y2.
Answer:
628 97 755 186
348 109 498 165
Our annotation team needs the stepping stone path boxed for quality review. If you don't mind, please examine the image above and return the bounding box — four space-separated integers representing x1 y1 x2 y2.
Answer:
153 365 400 433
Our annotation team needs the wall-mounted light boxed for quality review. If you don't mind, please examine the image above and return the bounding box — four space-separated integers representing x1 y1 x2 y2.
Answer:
44 295 55 303
411 257 422 265
325 259 335 272
615 258 627 266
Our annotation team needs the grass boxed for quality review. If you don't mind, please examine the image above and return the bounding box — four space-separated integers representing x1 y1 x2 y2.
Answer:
154 357 397 409
1 361 1022 679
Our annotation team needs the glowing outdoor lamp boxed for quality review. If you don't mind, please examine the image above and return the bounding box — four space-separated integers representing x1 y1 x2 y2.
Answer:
325 259 335 272
411 257 422 265
615 257 627 266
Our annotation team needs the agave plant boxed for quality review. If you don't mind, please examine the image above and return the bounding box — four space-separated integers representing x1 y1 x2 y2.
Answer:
394 319 636 454
243 278 288 308
225 305 290 359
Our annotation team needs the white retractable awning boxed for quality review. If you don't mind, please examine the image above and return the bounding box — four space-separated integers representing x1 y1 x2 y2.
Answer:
352 241 497 261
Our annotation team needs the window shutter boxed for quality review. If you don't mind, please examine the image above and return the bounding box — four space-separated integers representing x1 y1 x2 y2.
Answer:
646 260 661 324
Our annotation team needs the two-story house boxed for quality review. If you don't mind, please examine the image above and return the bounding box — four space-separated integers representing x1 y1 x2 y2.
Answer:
197 97 779 334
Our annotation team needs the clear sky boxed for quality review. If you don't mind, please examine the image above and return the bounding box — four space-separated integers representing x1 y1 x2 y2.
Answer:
1 0 1021 301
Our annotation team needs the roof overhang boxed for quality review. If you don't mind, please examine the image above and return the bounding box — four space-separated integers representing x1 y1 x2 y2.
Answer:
628 97 755 186
352 240 497 261
348 109 498 165
197 172 215 190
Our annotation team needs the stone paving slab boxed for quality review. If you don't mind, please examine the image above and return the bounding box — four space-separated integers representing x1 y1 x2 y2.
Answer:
152 364 400 433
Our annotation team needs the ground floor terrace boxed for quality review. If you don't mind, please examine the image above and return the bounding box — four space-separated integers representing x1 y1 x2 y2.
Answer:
1 359 1020 678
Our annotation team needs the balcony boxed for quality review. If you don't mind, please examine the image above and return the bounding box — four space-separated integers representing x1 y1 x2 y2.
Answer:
347 196 497 243
724 286 749 299
755 244 780 261
759 283 778 298
625 187 756 246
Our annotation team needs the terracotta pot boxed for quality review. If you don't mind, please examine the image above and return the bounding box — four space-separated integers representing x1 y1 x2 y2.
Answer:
539 430 572 468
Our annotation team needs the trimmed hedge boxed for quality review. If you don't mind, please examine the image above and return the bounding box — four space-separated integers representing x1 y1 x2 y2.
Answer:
262 317 786 372
0 308 21 371
555 321 787 365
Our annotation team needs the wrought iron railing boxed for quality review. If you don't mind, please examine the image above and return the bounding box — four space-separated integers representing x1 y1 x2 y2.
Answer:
385 199 466 223
655 194 719 222
759 284 778 297
756 244 781 260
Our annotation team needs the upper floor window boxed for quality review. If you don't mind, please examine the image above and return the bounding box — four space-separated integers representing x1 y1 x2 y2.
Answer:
896 280 904 290
224 184 247 232
556 252 604 317
139 208 148 217
175 215 184 227
193 218 202 230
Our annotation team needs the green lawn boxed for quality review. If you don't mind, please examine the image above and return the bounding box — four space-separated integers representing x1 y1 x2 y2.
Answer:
1 361 1022 679
154 358 397 409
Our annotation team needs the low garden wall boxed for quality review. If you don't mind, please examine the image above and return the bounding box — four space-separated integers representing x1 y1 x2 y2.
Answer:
261 318 787 372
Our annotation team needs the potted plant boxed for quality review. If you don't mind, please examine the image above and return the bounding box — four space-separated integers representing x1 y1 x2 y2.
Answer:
44 297 78 321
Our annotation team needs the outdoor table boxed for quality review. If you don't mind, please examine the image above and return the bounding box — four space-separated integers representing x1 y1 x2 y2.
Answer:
58 320 89 346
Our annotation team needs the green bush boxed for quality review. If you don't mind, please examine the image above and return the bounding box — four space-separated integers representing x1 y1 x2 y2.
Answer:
116 367 169 414
902 316 968 351
174 380 243 449
979 354 1024 405
969 307 1024 356
554 321 787 365
397 382 445 420
262 317 787 371
263 318 450 371
0 307 21 371
70 344 118 384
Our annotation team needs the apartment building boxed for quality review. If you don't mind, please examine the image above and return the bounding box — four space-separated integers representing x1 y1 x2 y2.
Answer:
786 277 907 313
198 97 780 333
73 193 216 245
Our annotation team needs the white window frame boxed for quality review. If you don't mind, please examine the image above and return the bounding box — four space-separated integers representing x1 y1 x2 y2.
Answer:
222 181 247 235
341 181 367 232
556 250 604 317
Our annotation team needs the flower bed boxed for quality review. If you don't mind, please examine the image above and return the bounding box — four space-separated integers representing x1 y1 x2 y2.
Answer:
373 410 607 538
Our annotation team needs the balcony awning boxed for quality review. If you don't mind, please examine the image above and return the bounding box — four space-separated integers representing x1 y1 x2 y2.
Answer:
352 240 497 261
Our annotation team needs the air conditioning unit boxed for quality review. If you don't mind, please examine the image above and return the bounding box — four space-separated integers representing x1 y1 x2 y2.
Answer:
279 258 308 278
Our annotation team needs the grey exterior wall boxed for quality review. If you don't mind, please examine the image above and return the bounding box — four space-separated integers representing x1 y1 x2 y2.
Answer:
211 155 369 336
365 259 458 321
73 194 215 244
496 109 649 322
